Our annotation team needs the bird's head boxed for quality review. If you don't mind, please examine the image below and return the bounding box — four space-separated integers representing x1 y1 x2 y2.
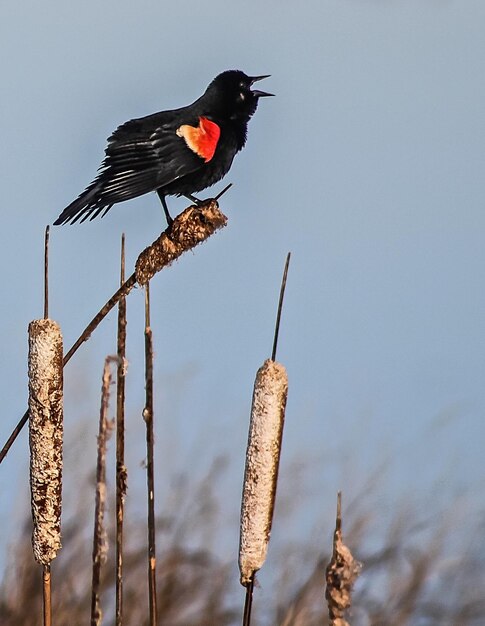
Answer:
203 70 273 121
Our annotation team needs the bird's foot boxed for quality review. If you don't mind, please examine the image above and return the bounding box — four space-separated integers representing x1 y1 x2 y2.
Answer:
184 193 204 207
184 184 233 208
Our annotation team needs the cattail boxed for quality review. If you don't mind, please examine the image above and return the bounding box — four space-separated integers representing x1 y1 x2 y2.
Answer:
239 254 291 596
28 318 63 565
135 200 227 285
239 358 288 586
325 493 362 626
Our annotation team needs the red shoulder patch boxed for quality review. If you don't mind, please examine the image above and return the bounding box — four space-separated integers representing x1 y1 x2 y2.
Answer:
176 116 221 163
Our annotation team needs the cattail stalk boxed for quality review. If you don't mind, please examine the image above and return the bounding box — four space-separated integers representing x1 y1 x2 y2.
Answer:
91 358 116 626
44 226 50 319
43 565 52 625
143 283 157 625
115 235 128 626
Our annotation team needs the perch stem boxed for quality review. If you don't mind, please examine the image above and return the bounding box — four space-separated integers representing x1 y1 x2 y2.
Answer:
144 283 157 625
115 234 127 626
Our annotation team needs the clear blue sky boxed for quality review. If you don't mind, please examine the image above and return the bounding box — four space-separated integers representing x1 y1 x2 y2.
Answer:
1 0 485 586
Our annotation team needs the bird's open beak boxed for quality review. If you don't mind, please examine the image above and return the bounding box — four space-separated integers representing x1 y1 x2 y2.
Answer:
249 75 274 97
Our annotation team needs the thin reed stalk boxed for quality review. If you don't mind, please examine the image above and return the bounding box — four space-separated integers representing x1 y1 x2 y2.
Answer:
115 235 127 626
143 283 157 625
91 357 116 626
0 199 228 465
43 565 51 626
44 226 50 319
271 253 291 361
242 576 254 626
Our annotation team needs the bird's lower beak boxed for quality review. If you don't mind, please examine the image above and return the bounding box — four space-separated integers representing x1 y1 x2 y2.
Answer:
252 89 274 98
249 75 274 97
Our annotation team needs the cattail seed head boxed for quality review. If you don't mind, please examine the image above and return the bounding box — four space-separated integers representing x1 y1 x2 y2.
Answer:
239 359 288 586
136 200 227 285
28 319 63 565
325 493 362 625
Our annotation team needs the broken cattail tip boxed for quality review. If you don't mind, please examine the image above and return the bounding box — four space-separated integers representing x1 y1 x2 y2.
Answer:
135 199 227 285
325 492 362 625
28 318 63 565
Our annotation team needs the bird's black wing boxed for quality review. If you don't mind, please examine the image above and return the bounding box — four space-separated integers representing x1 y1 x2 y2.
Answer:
54 112 205 225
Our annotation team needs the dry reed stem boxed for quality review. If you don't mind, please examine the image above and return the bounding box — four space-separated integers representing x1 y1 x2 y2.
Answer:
44 226 50 320
243 576 255 626
0 200 228 467
325 493 362 626
115 235 127 626
239 359 288 586
43 564 51 626
271 252 291 361
28 319 63 566
91 357 116 626
135 200 227 285
143 283 158 625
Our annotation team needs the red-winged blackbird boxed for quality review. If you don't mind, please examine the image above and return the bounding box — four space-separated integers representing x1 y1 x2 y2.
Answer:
54 70 272 226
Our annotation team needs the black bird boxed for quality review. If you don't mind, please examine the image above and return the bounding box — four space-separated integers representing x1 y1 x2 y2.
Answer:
54 70 272 226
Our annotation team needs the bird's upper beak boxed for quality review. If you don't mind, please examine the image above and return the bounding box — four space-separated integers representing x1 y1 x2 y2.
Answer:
249 75 274 98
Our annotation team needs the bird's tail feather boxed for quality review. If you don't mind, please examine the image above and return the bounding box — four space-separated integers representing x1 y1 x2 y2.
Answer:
53 184 112 225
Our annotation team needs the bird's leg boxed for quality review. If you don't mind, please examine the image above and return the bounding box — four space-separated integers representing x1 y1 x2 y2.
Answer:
157 191 173 227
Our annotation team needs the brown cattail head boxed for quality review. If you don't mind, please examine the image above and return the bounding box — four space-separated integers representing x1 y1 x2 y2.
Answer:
135 200 227 285
239 359 288 586
28 319 63 565
325 493 362 625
